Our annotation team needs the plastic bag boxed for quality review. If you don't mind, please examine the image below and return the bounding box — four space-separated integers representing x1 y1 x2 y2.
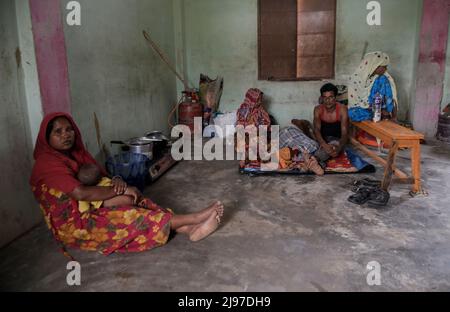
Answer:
213 111 237 138
199 74 224 127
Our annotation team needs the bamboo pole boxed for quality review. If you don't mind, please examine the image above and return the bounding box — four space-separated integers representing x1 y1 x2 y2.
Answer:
143 30 189 91
93 112 110 161
382 141 399 190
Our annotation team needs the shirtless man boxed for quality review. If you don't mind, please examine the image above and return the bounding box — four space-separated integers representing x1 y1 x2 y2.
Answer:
312 83 349 160
282 83 349 174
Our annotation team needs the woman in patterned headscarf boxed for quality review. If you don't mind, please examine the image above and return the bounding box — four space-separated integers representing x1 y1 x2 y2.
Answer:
236 88 271 127
236 88 272 167
30 113 224 257
348 51 398 122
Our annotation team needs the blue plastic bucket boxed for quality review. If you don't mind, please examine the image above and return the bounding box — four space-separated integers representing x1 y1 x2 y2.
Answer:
106 152 150 192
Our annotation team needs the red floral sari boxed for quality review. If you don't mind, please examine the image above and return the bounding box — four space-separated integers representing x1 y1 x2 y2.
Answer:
30 113 172 256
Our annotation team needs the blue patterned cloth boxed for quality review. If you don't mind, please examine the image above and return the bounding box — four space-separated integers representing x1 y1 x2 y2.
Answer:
348 107 373 122
349 75 394 122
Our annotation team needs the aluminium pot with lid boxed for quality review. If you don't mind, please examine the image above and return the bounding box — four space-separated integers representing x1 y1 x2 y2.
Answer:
111 137 154 160
145 131 170 158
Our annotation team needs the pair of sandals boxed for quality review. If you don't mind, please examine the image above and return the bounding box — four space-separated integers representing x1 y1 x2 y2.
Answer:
348 179 390 208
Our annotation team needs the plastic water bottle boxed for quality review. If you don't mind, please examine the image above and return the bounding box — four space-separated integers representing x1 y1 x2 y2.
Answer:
373 92 382 123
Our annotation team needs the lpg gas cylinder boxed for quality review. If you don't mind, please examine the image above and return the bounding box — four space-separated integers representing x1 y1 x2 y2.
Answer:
178 91 203 132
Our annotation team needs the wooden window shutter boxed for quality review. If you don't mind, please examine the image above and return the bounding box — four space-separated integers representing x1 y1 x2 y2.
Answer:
296 0 336 79
258 0 298 80
258 0 336 81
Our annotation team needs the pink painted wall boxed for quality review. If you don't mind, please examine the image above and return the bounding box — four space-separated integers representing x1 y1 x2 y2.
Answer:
29 0 71 114
413 0 450 137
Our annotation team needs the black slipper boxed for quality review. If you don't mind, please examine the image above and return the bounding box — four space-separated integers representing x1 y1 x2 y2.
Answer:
367 189 390 208
348 189 372 205
351 179 381 190
351 184 382 193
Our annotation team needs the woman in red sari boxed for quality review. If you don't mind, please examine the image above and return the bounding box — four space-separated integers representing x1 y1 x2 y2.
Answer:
30 112 223 255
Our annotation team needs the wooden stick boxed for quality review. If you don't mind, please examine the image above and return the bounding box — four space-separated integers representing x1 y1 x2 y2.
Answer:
143 30 189 91
94 112 110 161
410 141 422 194
392 178 415 184
382 141 399 190
94 112 102 150
351 138 408 179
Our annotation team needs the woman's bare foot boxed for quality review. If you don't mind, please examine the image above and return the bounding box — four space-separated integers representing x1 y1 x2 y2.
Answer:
215 201 224 218
189 210 221 242
191 201 223 224
176 224 197 235
309 156 324 176
303 152 324 176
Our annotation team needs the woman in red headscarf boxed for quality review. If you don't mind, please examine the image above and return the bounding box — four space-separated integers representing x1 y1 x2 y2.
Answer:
236 88 271 128
30 113 224 255
236 88 272 168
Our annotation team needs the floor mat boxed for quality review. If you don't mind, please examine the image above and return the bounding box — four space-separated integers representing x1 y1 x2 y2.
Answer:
239 147 376 175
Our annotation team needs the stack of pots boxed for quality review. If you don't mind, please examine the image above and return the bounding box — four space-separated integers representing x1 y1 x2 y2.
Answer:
111 131 169 160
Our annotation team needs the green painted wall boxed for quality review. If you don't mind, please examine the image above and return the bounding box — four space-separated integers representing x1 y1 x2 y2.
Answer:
62 0 178 160
16 0 43 144
179 0 422 126
442 19 450 110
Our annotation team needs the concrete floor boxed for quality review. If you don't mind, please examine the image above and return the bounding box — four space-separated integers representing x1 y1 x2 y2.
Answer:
1 140 450 292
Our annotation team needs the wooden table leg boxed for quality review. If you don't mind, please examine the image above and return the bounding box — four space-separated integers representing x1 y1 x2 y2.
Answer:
411 141 422 194
381 141 399 191
350 137 408 179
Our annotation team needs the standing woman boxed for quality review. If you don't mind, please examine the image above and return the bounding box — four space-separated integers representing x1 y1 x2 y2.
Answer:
30 113 223 256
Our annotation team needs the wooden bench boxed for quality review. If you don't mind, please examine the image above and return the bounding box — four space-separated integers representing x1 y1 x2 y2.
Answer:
351 120 425 196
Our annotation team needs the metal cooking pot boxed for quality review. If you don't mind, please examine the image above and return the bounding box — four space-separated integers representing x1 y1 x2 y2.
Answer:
145 131 170 159
111 137 154 160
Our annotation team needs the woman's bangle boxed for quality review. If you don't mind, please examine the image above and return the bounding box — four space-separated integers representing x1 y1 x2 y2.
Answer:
112 175 123 181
